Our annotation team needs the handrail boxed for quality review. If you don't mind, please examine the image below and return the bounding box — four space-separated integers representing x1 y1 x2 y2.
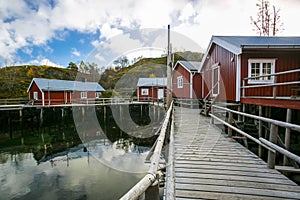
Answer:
211 105 300 169
243 68 300 81
120 101 173 200
212 105 300 132
260 138 300 164
203 81 219 102
241 81 300 89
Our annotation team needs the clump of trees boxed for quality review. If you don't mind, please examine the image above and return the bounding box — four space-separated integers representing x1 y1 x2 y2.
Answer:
250 0 284 36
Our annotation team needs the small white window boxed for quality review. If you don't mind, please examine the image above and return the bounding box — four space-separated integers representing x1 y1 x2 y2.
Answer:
95 92 101 98
248 59 275 84
81 92 87 99
141 88 149 95
33 92 38 100
177 76 183 88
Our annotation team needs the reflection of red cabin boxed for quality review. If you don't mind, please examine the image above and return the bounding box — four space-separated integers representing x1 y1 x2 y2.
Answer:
172 61 202 99
200 36 300 110
137 78 167 102
27 78 105 105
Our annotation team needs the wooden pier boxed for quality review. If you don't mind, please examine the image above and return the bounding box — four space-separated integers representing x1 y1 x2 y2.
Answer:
170 106 300 199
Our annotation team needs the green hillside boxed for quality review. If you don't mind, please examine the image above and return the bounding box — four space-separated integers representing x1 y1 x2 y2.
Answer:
0 51 203 99
0 65 77 99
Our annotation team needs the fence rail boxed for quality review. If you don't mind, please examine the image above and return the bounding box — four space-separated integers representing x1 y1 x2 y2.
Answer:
211 105 300 171
120 102 173 200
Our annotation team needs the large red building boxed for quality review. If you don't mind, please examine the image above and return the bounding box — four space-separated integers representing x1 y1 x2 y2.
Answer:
172 61 202 99
200 36 300 110
27 78 105 105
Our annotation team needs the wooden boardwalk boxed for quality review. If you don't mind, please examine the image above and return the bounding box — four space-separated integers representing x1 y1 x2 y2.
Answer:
172 106 300 200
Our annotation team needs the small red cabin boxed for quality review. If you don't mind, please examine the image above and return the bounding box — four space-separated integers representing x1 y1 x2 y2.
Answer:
27 78 105 105
172 61 202 99
137 78 167 102
200 36 300 110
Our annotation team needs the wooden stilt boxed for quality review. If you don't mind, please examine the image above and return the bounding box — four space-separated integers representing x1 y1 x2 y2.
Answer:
258 105 263 157
283 108 292 166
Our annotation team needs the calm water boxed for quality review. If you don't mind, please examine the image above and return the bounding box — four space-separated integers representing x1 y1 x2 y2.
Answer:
0 105 164 200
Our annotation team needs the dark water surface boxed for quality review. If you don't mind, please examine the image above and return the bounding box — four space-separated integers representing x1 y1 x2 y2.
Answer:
0 104 165 200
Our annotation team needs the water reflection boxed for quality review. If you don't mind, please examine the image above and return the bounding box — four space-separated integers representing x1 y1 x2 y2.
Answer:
0 148 145 200
0 104 165 200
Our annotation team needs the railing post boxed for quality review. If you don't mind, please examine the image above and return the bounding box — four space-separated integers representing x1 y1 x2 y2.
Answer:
273 76 277 99
284 108 292 166
258 105 263 158
268 124 278 169
145 179 159 200
210 106 214 124
228 112 233 137
242 79 245 98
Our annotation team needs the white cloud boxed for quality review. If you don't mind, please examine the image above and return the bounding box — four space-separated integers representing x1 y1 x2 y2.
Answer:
0 0 300 66
71 48 81 57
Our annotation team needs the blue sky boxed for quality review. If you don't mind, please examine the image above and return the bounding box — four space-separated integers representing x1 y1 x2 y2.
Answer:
1 0 300 69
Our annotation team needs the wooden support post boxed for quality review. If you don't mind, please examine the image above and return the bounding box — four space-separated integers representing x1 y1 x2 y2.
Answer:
104 106 106 122
273 77 277 99
268 124 278 169
19 109 23 136
258 106 263 157
210 106 215 124
238 104 242 122
40 108 43 127
145 180 159 200
242 80 245 98
228 112 233 137
283 108 292 166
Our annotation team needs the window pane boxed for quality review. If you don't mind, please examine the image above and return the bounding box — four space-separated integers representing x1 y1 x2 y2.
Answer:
262 63 272 80
251 63 260 80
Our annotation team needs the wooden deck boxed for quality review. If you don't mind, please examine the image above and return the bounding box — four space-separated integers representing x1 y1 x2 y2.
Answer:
171 106 300 199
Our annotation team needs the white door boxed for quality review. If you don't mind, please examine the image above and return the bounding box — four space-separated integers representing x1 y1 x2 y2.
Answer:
212 66 220 97
157 89 164 100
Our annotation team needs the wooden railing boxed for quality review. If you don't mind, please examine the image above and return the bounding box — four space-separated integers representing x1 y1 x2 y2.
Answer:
173 98 201 108
210 105 300 172
120 101 173 200
241 68 300 99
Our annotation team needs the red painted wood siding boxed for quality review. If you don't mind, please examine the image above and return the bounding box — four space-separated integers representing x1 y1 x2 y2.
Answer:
29 81 100 105
172 64 191 98
193 73 202 98
202 44 237 101
241 50 300 98
138 87 166 101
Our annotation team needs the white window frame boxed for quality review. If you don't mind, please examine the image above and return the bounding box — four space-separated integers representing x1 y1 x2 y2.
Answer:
33 92 38 100
81 91 87 99
141 88 149 96
95 92 101 98
248 59 275 84
177 76 183 88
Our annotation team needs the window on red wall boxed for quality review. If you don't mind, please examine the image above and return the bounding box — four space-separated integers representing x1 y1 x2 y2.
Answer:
81 92 87 99
177 76 183 88
141 88 149 95
248 59 275 84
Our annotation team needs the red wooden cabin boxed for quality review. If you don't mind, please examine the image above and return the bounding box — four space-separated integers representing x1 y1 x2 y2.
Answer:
172 61 202 99
200 36 300 110
137 78 167 102
27 78 105 105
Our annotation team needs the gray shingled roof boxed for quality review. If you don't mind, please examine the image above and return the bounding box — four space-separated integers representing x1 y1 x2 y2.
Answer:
27 78 105 92
212 36 300 55
175 61 202 72
137 77 167 87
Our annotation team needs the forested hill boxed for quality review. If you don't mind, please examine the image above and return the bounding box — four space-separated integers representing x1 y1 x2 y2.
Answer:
0 51 203 99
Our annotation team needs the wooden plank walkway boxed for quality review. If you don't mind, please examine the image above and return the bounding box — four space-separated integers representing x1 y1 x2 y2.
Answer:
172 106 300 200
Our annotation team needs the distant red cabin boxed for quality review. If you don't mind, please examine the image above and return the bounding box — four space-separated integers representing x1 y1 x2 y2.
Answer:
27 78 105 105
200 36 300 110
137 78 167 102
172 61 202 99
